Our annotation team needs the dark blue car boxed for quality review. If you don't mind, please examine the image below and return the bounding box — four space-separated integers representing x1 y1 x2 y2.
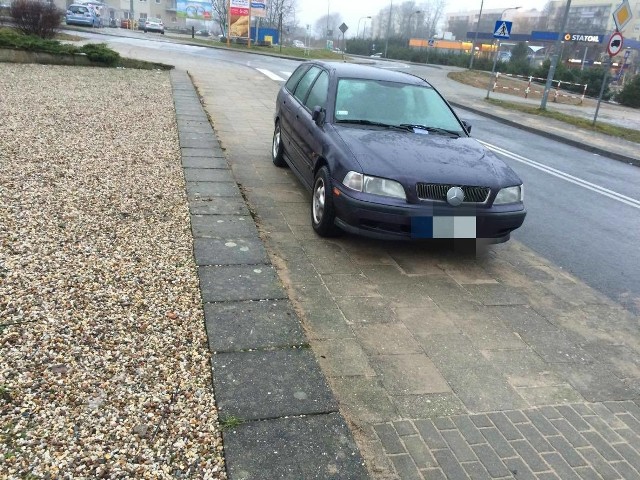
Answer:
272 61 526 243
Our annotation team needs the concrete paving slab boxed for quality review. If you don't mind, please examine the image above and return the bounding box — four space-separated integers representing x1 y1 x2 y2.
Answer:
222 413 369 480
194 237 268 265
396 305 462 337
558 364 639 402
297 303 355 340
185 181 240 198
463 283 529 306
204 300 305 352
181 147 222 157
189 200 249 216
335 297 397 324
354 324 423 355
199 265 287 302
183 168 235 182
371 354 451 395
313 339 376 377
211 348 337 420
391 393 467 418
182 157 228 169
191 215 256 238
330 376 401 424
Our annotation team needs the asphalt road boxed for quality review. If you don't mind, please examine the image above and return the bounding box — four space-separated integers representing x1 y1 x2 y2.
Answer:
75 30 640 314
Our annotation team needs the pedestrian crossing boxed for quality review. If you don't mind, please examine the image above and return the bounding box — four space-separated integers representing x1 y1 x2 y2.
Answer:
255 68 291 82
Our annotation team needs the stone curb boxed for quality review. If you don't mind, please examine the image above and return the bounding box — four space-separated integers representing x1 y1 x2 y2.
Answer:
170 68 369 479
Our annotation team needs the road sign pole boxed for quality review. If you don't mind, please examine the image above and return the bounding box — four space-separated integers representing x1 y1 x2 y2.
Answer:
593 57 611 125
485 39 500 99
541 0 572 110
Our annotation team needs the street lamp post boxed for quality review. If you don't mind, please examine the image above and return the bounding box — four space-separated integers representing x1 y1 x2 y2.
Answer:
384 0 392 58
357 16 371 39
408 10 422 39
485 7 521 99
469 0 484 70
541 0 572 110
326 0 330 46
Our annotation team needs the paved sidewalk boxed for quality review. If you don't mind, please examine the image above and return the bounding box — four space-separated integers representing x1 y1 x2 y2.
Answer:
170 70 368 479
101 37 640 478
179 60 640 479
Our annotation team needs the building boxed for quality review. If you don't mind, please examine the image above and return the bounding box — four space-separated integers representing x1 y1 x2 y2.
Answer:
53 0 187 29
546 0 640 40
446 8 546 40
447 1 640 42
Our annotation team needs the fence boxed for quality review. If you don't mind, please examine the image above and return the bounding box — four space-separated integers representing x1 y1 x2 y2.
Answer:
492 72 588 104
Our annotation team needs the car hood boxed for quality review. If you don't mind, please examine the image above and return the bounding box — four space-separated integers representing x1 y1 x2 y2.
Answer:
334 126 521 188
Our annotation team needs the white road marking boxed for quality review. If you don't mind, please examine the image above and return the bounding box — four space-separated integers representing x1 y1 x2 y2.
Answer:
255 68 285 81
479 140 640 210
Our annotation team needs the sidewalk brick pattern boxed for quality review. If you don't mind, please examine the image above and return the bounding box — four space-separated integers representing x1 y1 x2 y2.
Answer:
374 401 640 479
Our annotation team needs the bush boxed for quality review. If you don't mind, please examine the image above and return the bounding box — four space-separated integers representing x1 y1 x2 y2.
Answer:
616 75 640 108
80 43 120 66
10 0 62 39
0 29 121 66
0 27 74 54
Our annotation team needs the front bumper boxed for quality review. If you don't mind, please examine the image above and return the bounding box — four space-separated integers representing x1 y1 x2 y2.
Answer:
332 186 526 242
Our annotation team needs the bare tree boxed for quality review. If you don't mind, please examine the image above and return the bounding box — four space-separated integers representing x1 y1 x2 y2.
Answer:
314 12 342 39
418 0 446 39
264 0 298 29
210 0 228 36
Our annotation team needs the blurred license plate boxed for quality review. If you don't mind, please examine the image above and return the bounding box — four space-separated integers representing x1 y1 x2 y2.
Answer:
411 216 476 239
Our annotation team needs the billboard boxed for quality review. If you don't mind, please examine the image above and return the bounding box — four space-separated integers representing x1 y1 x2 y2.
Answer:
177 0 213 21
251 1 267 18
230 0 249 37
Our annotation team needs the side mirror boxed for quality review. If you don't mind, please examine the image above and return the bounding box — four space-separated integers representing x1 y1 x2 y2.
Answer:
312 106 325 125
462 120 472 134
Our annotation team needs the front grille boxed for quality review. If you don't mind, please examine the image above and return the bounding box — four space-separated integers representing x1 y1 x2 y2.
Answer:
416 183 490 203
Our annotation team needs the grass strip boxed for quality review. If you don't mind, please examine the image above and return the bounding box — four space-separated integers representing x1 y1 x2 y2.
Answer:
485 98 640 144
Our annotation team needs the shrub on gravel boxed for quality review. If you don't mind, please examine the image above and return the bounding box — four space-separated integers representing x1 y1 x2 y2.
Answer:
616 74 640 108
10 0 62 39
0 29 120 66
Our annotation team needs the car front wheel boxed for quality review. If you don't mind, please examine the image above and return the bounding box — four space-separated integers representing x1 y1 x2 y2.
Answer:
272 122 287 167
312 166 340 237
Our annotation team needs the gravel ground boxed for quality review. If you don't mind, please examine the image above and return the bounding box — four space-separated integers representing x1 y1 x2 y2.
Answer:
0 64 226 479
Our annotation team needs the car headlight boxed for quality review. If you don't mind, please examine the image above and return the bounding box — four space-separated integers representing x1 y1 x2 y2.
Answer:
343 171 406 200
494 185 523 204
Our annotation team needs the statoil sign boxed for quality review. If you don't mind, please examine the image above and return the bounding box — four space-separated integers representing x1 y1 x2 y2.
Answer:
564 33 604 43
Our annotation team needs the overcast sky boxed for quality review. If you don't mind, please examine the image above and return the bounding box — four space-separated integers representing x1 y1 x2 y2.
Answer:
295 0 549 35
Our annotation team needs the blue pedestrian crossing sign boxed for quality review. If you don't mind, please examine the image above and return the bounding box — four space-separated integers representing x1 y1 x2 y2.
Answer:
493 21 512 39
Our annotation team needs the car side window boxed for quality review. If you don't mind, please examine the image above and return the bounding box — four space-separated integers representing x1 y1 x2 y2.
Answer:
293 67 320 104
284 65 309 93
304 71 329 111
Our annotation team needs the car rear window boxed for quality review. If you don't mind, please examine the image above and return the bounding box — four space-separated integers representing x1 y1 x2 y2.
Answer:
68 5 89 13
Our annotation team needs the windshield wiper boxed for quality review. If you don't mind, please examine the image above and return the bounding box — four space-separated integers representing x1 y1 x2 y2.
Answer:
398 124 461 137
336 119 408 131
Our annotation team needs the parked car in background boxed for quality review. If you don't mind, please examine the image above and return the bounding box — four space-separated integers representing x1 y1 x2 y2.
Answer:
144 17 164 34
66 4 101 28
293 40 305 48
137 17 147 31
120 18 132 29
271 61 526 243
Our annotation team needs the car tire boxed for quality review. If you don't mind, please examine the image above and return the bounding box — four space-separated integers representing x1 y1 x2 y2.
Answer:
272 122 287 167
312 166 341 237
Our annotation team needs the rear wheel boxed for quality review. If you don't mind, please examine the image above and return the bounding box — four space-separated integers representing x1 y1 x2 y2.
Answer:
312 166 341 237
272 122 287 167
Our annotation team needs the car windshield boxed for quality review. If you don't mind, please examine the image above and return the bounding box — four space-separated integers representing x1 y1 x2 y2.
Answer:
148 18 161 22
334 78 464 134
